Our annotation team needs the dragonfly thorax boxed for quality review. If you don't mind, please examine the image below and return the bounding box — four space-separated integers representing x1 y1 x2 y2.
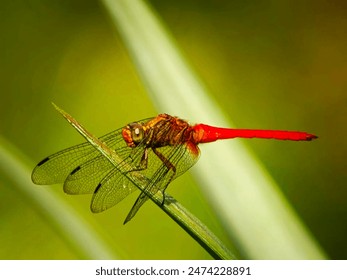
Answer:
122 114 194 149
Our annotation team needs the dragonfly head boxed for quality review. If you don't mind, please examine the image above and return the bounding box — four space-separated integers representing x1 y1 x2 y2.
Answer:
122 122 145 147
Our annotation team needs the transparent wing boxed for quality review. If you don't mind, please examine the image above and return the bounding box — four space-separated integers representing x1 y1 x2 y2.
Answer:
89 143 151 212
31 118 155 213
63 155 114 194
124 142 200 223
140 141 201 190
90 167 139 213
32 117 200 221
31 128 128 185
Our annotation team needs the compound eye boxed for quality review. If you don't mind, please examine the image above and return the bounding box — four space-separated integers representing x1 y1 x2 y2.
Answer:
129 123 144 145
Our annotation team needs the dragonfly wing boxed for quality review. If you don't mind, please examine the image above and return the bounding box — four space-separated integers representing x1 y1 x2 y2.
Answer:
123 142 200 223
31 128 126 185
89 143 153 212
32 117 201 222
31 142 99 185
31 118 154 186
123 192 149 224
144 142 200 195
63 155 114 194
90 166 138 213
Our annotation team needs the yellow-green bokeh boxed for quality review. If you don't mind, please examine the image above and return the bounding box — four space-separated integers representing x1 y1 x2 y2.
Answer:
0 0 346 259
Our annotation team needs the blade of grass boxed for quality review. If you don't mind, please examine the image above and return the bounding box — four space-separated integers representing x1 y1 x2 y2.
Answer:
52 103 236 260
101 0 326 259
0 136 118 259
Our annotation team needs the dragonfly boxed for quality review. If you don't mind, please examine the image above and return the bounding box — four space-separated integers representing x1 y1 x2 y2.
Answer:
32 113 317 224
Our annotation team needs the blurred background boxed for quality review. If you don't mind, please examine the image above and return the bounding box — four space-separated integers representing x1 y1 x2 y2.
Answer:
0 0 346 259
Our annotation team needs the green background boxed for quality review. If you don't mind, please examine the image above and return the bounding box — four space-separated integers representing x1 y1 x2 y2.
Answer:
1 0 346 259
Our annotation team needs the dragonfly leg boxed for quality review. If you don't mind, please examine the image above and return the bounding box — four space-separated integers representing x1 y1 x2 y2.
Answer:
123 148 149 174
152 148 176 205
137 147 149 170
124 147 177 223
